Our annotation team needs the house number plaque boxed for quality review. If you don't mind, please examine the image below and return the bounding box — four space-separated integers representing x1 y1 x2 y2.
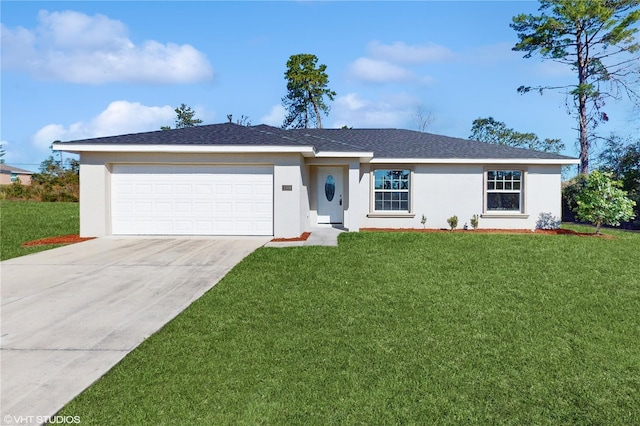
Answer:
282 185 293 191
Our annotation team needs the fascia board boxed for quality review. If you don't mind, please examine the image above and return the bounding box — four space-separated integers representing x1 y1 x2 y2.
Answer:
315 151 374 158
52 143 317 156
368 158 580 165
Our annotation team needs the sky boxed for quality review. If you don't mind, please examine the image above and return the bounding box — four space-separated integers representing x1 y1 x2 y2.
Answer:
1 1 638 171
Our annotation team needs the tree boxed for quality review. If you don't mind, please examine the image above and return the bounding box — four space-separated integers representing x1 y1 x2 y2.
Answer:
282 54 336 129
0 142 5 164
597 134 640 227
413 105 434 133
226 114 252 126
574 170 636 233
28 147 80 201
511 0 640 174
469 116 565 153
161 103 203 130
598 134 640 188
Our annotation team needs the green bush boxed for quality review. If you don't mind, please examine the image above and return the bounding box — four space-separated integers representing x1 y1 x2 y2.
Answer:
0 180 33 200
470 214 479 230
562 174 587 223
447 215 458 231
574 170 636 234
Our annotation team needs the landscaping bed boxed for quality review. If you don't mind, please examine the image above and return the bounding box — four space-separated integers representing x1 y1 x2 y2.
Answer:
362 227 614 237
21 234 94 246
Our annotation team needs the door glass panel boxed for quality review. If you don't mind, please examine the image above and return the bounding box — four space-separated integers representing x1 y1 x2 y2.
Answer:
325 175 335 201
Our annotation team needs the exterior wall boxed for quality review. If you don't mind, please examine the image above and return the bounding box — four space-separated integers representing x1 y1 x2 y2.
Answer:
299 163 311 233
0 173 11 185
273 154 306 238
358 163 563 230
78 152 308 238
345 160 361 232
77 150 565 238
16 173 33 185
79 157 110 237
0 171 32 185
520 164 563 226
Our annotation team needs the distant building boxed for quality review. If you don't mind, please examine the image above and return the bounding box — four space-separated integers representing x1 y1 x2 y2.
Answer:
0 164 34 185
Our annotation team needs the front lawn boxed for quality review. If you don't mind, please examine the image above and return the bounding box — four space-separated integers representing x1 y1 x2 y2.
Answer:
0 200 79 260
58 229 640 424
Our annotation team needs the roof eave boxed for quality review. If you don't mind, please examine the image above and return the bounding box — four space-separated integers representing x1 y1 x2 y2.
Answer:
315 151 374 160
52 143 317 156
368 157 580 165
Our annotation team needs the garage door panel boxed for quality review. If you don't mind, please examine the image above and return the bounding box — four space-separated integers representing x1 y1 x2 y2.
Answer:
111 164 273 236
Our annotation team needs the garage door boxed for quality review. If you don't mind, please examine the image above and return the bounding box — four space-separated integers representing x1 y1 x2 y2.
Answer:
111 164 273 235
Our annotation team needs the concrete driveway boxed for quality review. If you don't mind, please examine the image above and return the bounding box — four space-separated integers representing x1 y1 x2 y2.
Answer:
1 236 269 424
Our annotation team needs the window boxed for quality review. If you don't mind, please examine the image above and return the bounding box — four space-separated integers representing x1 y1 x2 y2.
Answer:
373 169 410 212
486 170 523 212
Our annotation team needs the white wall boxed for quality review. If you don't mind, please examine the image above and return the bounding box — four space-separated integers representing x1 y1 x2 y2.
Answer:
77 151 564 238
77 152 307 238
358 163 563 230
79 154 110 237
273 154 305 238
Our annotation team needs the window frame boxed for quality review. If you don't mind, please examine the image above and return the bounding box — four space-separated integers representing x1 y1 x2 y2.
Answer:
369 167 414 216
483 168 526 215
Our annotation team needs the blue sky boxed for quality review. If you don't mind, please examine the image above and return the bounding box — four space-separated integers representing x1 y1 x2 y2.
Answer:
2 1 638 171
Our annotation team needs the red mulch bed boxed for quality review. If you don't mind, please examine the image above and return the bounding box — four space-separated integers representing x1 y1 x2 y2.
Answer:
21 234 96 247
270 232 311 242
361 228 614 238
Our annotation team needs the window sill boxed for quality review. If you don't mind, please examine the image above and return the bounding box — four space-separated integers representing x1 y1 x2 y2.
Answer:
367 212 416 218
481 213 529 219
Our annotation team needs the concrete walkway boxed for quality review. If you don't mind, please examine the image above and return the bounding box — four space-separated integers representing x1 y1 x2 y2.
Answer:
265 226 345 248
0 236 269 425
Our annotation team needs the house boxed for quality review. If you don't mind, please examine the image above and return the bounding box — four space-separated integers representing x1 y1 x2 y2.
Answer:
53 123 579 238
0 164 34 185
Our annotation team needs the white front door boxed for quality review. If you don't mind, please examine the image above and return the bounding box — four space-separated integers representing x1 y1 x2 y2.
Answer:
317 167 344 224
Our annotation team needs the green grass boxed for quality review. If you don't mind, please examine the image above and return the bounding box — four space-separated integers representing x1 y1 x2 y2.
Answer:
0 200 79 260
57 229 640 425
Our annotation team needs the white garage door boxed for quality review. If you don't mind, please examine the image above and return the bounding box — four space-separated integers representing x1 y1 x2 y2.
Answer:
111 164 273 235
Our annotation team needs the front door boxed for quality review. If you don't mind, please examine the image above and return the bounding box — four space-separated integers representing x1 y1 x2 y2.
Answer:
317 167 344 224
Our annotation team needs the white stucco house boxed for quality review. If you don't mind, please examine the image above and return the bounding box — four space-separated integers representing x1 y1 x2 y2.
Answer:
53 123 579 238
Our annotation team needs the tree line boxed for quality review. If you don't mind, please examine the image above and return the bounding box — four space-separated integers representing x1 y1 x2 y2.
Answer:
1 151 80 202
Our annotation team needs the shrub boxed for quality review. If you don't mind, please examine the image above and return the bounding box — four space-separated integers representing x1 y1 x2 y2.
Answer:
470 214 479 230
447 215 458 231
0 180 33 200
536 212 561 230
562 174 587 222
574 170 636 234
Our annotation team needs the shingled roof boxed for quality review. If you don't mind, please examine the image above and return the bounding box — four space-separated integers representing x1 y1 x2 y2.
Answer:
56 122 576 161
0 164 34 174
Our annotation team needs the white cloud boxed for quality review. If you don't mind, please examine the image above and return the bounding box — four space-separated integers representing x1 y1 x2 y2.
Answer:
368 40 455 64
32 101 175 149
261 105 286 127
1 10 214 84
331 92 420 128
348 58 418 83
